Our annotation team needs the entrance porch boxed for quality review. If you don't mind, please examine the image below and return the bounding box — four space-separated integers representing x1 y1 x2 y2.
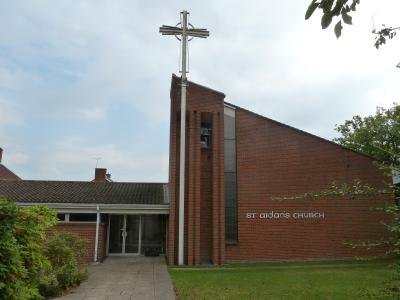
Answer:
19 202 170 263
107 214 167 256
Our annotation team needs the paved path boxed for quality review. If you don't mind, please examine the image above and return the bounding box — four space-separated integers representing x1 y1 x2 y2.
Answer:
57 256 176 300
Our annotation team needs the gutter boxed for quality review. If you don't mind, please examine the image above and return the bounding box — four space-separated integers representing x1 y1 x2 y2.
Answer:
16 202 170 214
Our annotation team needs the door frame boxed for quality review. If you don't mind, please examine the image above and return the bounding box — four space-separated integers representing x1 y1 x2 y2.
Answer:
106 214 142 256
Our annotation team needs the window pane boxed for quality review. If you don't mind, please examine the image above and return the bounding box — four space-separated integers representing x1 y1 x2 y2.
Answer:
141 215 166 255
224 112 238 243
225 207 238 242
69 213 97 222
224 140 236 172
224 114 235 139
57 213 65 221
225 172 237 207
109 215 123 253
224 172 238 242
125 215 139 253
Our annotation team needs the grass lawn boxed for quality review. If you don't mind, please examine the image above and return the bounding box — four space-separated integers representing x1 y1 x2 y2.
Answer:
169 260 394 300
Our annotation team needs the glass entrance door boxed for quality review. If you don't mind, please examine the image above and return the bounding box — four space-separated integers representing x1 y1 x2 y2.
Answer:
109 215 124 253
108 214 166 256
125 215 140 253
108 215 140 254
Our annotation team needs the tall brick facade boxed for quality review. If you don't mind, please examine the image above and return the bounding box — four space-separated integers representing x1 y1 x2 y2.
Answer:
226 108 391 261
168 74 392 265
168 75 225 265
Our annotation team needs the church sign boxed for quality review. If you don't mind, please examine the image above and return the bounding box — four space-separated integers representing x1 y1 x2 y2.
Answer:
246 211 325 220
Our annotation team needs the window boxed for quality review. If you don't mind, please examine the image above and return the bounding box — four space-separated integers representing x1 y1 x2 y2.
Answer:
57 213 66 222
201 122 212 148
69 213 97 222
224 106 238 243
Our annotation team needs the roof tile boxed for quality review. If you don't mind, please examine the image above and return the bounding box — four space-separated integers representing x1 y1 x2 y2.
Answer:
0 180 168 205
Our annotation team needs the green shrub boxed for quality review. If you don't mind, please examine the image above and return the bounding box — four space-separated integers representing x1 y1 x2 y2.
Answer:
37 271 59 297
45 231 87 291
17 205 58 287
56 262 86 289
0 198 56 300
0 198 87 299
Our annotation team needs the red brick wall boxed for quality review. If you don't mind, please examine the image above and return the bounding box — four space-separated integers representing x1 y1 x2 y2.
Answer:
226 109 392 261
51 223 107 263
168 74 392 265
168 75 226 265
200 149 212 261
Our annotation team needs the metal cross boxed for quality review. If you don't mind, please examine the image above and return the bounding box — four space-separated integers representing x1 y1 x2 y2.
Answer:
160 11 209 265
160 11 209 79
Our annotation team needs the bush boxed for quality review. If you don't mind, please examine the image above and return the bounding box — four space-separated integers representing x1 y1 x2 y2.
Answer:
37 271 59 297
45 231 86 291
0 198 88 299
0 198 56 300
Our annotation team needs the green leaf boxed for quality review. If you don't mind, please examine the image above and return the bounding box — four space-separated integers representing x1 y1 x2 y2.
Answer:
305 1 319 20
334 20 343 38
320 0 334 13
342 13 353 25
332 0 344 16
321 12 333 29
350 1 357 11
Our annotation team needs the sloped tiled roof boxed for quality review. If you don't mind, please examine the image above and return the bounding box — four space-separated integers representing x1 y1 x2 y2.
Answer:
0 180 168 205
0 164 21 181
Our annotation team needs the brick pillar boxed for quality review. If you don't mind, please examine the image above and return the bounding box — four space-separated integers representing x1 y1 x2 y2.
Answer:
194 113 202 265
187 111 196 265
218 111 226 265
187 111 202 266
212 112 221 265
167 111 178 265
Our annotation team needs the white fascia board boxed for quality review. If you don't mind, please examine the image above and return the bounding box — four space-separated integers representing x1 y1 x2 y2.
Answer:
16 202 170 214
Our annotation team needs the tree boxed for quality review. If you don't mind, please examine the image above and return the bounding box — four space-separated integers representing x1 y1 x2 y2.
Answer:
333 103 400 166
305 0 399 50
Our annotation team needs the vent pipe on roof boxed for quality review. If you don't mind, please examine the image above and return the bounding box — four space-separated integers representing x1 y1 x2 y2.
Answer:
0 147 3 163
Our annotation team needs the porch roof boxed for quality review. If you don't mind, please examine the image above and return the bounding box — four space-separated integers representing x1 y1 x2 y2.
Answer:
0 180 168 205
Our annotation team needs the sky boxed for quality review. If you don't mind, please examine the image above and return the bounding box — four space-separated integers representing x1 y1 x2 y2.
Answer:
0 0 399 182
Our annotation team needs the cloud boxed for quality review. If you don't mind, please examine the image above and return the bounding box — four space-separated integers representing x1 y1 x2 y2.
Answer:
7 152 29 165
29 137 169 182
0 98 23 126
0 0 399 181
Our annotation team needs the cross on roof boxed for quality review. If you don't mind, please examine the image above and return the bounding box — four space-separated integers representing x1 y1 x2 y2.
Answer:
159 12 209 38
159 11 209 77
159 24 210 39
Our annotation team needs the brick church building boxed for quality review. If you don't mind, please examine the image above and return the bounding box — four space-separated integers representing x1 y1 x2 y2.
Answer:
166 75 391 265
0 75 392 265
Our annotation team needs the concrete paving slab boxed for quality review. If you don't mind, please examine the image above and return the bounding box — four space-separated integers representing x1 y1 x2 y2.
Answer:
56 294 84 300
56 256 176 300
105 296 131 300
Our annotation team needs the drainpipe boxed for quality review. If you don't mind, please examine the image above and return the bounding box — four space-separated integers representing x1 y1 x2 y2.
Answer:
94 205 100 263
